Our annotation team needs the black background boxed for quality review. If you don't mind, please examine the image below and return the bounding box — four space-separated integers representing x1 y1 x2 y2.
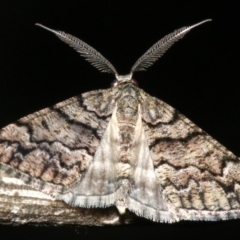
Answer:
1 1 240 239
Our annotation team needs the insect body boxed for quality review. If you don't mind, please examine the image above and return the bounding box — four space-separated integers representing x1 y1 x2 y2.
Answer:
2 19 239 223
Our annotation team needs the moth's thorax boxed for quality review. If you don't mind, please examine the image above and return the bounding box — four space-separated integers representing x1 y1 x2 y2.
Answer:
114 83 141 173
115 83 140 124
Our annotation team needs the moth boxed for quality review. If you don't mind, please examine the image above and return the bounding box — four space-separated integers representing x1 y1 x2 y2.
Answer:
1 19 240 223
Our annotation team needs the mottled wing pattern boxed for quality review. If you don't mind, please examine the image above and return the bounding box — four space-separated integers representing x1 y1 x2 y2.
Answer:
138 90 240 222
1 83 240 223
4 20 235 224
0 88 119 204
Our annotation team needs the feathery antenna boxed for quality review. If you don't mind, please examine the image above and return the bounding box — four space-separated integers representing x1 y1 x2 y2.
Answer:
36 20 211 81
130 19 212 74
36 23 118 76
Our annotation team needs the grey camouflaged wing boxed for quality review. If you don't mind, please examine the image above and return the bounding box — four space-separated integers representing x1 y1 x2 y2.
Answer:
0 88 116 198
140 92 240 222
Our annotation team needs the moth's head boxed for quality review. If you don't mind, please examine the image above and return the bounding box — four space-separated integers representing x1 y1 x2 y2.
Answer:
111 73 138 87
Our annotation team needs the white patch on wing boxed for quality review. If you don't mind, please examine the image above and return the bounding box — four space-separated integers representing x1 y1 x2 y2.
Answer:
59 107 120 207
128 106 171 222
